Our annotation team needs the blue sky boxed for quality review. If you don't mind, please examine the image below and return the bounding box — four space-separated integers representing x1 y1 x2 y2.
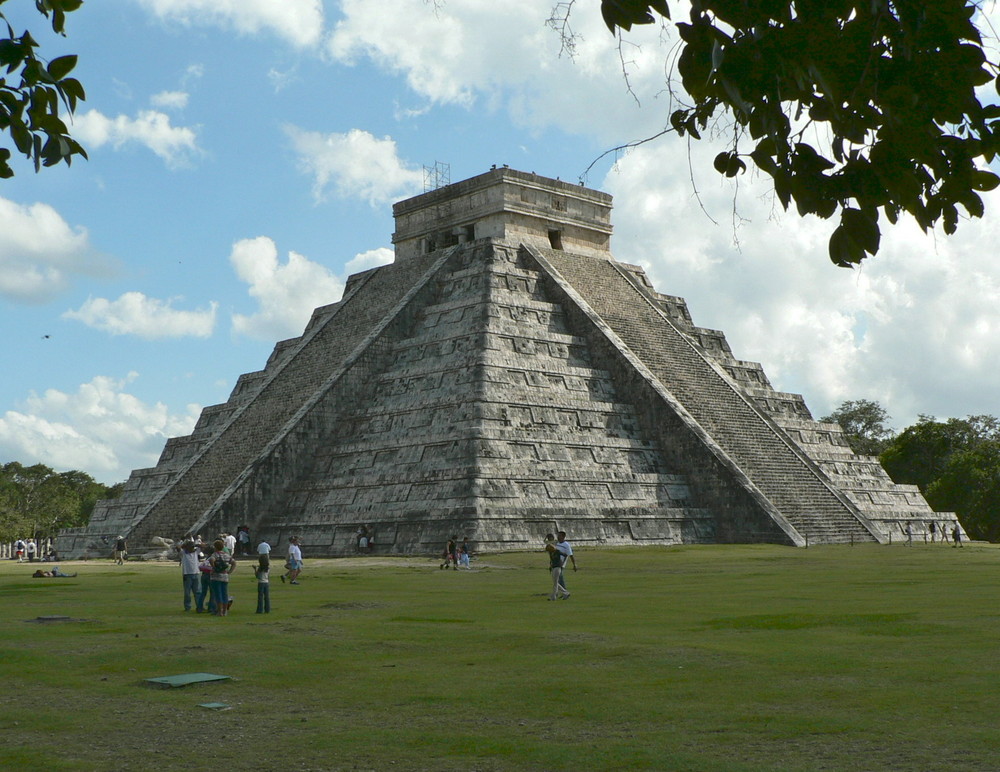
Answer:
2 0 999 484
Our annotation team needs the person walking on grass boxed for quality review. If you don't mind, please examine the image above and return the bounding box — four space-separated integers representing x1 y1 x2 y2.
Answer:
254 554 271 613
459 536 471 569
554 531 577 595
440 535 458 570
282 536 303 584
545 534 570 600
113 535 127 565
208 540 236 615
952 524 963 547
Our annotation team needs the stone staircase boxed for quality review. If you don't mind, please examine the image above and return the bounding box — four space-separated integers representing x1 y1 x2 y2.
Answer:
530 247 880 545
645 285 951 542
58 251 452 557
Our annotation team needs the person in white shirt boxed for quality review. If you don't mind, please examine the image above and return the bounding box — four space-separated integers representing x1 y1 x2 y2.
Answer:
555 531 577 595
177 540 202 611
283 536 303 585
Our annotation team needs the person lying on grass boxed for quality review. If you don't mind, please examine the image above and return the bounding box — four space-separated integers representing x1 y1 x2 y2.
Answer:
32 567 77 577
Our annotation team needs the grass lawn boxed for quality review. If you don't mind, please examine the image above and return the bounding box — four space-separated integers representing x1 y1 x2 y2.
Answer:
2 542 999 771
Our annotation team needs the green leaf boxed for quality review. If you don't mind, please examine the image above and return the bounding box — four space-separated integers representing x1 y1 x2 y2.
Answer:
970 171 999 192
46 54 75 81
0 39 25 68
829 225 864 268
841 207 880 256
649 0 669 20
601 0 660 33
10 120 31 154
961 191 984 219
942 204 959 235
725 155 746 178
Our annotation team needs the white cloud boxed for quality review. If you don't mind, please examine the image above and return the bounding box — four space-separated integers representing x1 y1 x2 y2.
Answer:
134 0 325 48
72 108 201 168
230 239 397 341
0 373 200 484
268 66 298 92
184 63 205 83
392 101 431 121
150 90 189 110
230 236 344 340
0 197 106 304
63 292 218 339
285 126 423 206
328 0 670 141
344 247 393 275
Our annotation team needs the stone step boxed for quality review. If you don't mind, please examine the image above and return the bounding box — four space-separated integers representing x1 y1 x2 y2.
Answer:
533 248 876 544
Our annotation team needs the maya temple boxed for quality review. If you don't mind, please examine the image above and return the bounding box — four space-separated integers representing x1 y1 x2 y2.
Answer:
56 168 957 558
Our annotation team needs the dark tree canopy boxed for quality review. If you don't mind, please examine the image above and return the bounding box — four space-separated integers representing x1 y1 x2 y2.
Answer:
0 0 86 179
880 415 1000 540
580 0 1000 266
820 399 894 456
0 461 122 542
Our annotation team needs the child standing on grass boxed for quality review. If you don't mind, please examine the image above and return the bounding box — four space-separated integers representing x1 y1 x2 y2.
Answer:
254 554 271 614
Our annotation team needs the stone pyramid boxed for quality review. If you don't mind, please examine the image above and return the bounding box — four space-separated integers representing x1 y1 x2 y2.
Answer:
58 168 955 558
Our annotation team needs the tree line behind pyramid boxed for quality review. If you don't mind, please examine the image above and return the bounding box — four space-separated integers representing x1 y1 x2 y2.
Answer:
53 169 978 559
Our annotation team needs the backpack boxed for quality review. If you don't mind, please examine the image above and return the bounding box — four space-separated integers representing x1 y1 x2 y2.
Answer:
212 554 229 573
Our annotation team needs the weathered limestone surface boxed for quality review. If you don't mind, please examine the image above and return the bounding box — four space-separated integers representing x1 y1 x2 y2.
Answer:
57 168 957 558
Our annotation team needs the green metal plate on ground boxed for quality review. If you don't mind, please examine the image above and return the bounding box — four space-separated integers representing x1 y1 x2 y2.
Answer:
145 673 231 688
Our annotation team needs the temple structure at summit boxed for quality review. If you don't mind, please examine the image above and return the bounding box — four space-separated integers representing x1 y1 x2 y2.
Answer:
57 168 956 558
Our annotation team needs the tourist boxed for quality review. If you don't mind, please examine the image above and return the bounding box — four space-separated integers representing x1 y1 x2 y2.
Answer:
14 537 25 562
440 535 458 570
32 567 76 577
208 540 236 615
254 554 271 614
555 531 577 594
545 534 569 600
928 521 937 543
459 536 471 569
197 550 216 614
952 524 963 547
236 525 251 556
177 539 202 612
358 526 369 553
113 535 127 564
257 539 271 557
26 538 37 563
283 536 303 584
223 531 237 554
